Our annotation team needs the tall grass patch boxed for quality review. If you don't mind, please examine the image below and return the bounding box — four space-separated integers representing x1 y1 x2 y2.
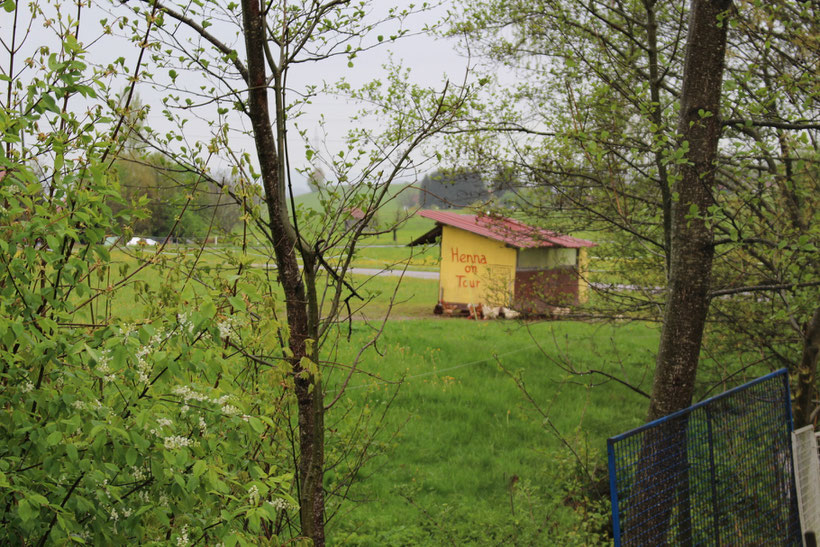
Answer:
327 319 657 544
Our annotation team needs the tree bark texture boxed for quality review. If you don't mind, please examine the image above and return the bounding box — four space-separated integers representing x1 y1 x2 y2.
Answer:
648 0 731 422
795 307 820 428
627 1 731 543
240 0 325 543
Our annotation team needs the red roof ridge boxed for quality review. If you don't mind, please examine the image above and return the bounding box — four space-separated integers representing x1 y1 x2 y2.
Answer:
345 206 367 220
417 210 596 249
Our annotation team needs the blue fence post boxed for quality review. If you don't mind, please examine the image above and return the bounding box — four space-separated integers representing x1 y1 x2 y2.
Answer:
607 439 621 547
783 371 802 546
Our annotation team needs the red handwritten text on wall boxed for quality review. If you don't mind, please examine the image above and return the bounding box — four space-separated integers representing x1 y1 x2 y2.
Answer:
449 248 485 288
450 248 488 265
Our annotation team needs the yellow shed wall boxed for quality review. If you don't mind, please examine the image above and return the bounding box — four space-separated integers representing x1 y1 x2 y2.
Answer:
439 226 517 306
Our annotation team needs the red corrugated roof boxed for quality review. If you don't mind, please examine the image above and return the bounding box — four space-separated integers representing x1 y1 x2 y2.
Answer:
417 210 596 249
347 207 366 220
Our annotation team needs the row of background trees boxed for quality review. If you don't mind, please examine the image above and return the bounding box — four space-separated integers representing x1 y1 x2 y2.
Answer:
112 155 242 238
448 0 818 418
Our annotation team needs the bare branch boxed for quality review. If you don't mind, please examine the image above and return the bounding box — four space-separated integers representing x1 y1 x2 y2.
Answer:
710 281 820 298
137 0 249 83
723 118 820 131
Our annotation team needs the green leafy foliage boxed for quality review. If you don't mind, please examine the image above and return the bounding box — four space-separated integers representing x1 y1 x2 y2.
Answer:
111 156 242 239
450 0 819 387
0 20 295 545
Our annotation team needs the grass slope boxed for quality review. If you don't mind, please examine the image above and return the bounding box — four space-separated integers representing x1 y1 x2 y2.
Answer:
327 319 657 545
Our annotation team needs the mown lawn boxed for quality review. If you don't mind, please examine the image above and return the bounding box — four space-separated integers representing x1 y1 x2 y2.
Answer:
97 238 660 545
99 246 439 322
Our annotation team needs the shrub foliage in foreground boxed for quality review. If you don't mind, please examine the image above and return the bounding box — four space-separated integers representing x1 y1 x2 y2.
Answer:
0 22 295 545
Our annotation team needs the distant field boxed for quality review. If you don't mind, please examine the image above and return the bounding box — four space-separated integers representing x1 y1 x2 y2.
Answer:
114 183 623 297
292 183 439 245
96 214 664 545
100 247 440 321
101 238 638 326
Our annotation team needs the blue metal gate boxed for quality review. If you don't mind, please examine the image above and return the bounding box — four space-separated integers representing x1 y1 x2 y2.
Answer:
607 369 801 545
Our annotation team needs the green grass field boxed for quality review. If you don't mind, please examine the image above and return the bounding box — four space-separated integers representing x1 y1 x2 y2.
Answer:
324 319 657 545
100 247 439 322
98 197 663 544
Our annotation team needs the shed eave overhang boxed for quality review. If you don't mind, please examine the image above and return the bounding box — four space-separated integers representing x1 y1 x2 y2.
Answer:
408 225 442 247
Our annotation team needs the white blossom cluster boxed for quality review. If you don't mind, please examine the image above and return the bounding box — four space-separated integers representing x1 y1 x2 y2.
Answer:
267 498 294 512
163 435 192 450
95 349 116 384
118 323 135 338
172 386 235 423
217 316 234 339
72 398 109 416
173 385 221 404
217 314 247 340
135 331 169 384
221 404 240 416
21 380 34 393
135 343 152 384
177 313 194 335
248 484 260 504
108 499 132 524
176 524 189 547
131 466 146 481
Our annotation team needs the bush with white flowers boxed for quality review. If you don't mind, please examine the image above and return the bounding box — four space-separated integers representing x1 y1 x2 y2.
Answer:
0 48 297 544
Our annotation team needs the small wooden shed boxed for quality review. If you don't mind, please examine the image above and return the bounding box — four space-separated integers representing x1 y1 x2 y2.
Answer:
409 210 596 314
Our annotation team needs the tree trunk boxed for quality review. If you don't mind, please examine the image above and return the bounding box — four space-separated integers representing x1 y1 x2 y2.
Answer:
648 0 731 421
628 1 731 542
241 0 325 543
795 307 820 428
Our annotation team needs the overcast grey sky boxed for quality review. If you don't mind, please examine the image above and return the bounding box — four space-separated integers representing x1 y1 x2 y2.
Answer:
107 1 474 194
3 0 476 193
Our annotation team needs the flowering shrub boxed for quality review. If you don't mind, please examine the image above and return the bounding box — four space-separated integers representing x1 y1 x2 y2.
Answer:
0 33 295 545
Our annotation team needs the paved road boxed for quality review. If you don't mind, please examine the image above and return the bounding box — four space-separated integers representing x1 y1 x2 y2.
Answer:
250 264 439 279
348 268 439 279
250 264 661 291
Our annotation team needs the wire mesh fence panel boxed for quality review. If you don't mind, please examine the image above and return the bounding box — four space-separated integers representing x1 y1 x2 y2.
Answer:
608 369 802 546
